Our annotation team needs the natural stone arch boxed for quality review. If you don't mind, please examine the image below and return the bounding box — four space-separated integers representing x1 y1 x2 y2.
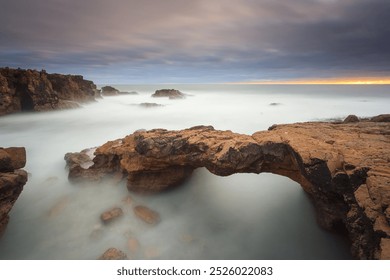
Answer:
65 119 390 259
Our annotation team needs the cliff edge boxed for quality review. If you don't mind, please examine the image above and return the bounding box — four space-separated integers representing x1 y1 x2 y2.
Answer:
0 67 100 116
65 116 390 259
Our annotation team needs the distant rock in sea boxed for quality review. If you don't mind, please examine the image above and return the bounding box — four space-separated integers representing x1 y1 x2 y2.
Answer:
101 85 119 96
152 89 186 99
138 102 164 108
0 67 100 116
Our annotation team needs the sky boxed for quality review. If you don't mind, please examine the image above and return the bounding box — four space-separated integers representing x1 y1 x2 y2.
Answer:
0 0 389 84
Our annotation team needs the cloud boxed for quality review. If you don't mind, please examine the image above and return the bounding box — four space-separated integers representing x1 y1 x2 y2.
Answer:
0 0 389 82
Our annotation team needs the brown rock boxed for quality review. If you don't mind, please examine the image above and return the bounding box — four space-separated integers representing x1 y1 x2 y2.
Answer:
100 207 123 224
66 116 390 259
133 205 160 225
371 114 390 122
127 237 140 253
0 67 99 116
0 146 27 237
152 89 185 99
98 248 127 260
343 114 359 123
101 86 119 96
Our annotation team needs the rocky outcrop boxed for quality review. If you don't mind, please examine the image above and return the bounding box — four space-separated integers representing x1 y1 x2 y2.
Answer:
0 147 28 237
152 89 185 99
65 116 390 259
101 86 119 96
0 67 99 116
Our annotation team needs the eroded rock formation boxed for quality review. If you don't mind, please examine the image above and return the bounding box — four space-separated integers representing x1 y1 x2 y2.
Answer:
0 147 28 237
65 115 390 259
0 67 99 116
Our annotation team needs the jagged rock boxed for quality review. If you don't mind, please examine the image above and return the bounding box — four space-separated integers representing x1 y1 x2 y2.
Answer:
98 248 128 260
0 67 99 116
343 114 360 123
133 205 160 225
100 207 123 224
0 147 28 237
66 117 390 259
152 89 185 99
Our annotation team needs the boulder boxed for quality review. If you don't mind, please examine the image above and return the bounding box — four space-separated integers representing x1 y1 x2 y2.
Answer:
343 114 360 123
100 207 123 224
101 86 119 96
0 147 28 237
133 205 160 225
98 248 127 260
151 89 185 99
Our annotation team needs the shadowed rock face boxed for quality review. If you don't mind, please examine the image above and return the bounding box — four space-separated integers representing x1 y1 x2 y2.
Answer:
65 117 390 259
0 147 28 237
0 68 99 116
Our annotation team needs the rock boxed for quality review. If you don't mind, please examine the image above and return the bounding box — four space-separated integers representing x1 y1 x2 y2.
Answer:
269 102 281 106
101 86 119 96
144 247 160 259
152 89 185 99
66 115 390 259
343 114 360 123
100 207 124 224
0 147 28 237
0 67 99 116
371 114 390 122
127 237 140 253
139 103 164 108
98 248 127 260
133 205 160 225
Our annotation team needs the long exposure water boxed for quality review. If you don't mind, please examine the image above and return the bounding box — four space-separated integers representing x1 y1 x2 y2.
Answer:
0 84 389 259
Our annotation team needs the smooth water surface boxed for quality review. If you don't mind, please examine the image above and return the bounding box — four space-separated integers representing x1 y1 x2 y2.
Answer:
0 84 388 259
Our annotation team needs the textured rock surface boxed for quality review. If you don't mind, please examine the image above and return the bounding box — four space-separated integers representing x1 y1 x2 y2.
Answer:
101 86 119 96
0 67 99 115
66 117 390 259
133 205 160 225
152 89 185 99
0 147 28 237
100 207 124 224
98 248 128 260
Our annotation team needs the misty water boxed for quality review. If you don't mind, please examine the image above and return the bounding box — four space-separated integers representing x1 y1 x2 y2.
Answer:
0 84 389 260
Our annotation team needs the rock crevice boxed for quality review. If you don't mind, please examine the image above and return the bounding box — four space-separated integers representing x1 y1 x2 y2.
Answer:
65 117 390 259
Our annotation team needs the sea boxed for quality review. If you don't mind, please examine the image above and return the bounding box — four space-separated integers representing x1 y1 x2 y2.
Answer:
0 84 388 260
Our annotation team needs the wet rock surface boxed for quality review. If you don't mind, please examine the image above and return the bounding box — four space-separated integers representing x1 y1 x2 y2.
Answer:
66 116 390 259
133 205 160 225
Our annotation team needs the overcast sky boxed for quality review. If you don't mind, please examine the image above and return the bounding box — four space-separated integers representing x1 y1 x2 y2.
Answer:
0 0 389 83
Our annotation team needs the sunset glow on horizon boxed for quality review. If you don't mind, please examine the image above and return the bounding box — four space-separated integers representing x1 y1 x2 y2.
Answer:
231 77 390 85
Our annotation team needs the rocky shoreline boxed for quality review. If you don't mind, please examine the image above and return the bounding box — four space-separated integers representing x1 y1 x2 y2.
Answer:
0 147 28 237
0 67 100 115
66 115 390 259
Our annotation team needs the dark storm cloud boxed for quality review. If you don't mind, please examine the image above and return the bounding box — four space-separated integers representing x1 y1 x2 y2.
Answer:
0 0 389 83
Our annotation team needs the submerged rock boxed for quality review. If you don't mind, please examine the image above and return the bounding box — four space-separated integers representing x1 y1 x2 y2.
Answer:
139 102 164 108
65 116 390 259
98 248 127 260
133 205 160 225
152 89 185 99
100 207 124 224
